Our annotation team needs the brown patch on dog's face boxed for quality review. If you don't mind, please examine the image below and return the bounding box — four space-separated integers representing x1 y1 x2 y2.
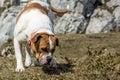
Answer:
29 33 58 62
30 33 49 59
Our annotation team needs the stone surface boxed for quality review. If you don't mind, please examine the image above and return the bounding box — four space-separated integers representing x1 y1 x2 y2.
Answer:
54 13 86 34
54 0 88 34
0 4 24 47
1 46 14 57
0 0 120 48
112 6 120 31
86 9 113 34
106 0 120 8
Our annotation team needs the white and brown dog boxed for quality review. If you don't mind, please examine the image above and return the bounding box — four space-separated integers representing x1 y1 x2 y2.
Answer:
14 0 68 72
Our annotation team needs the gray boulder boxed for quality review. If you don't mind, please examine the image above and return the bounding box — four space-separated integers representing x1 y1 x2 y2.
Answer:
112 6 120 31
1 46 14 57
0 5 24 47
54 0 88 34
1 0 120 47
107 0 120 8
50 0 68 9
86 9 114 34
54 13 86 34
85 0 120 34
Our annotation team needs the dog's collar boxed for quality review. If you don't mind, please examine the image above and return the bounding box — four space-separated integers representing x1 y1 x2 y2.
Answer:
28 31 36 48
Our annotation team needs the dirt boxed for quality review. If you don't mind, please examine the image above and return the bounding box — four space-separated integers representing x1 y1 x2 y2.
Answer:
0 32 120 80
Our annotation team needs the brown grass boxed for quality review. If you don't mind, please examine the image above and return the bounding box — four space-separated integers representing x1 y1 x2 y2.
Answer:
0 32 120 79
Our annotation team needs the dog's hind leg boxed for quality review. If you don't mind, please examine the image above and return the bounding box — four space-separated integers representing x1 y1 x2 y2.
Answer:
25 46 31 67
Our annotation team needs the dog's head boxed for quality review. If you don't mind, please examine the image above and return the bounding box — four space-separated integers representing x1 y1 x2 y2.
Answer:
28 33 58 67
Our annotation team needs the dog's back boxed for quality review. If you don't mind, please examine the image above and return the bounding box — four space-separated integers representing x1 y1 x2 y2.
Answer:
14 1 54 41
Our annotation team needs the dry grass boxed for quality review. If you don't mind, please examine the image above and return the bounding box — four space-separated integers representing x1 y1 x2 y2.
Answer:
0 32 120 80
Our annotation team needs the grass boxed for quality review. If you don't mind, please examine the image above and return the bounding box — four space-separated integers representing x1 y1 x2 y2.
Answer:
0 32 120 79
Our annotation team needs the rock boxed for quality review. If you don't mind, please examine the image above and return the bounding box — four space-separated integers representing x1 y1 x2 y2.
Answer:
0 0 14 7
54 13 86 34
21 0 28 2
54 0 88 34
83 1 95 17
0 4 25 47
0 0 5 7
113 7 120 20
86 9 113 34
50 0 68 9
1 46 14 57
106 0 120 8
0 0 120 43
112 6 120 31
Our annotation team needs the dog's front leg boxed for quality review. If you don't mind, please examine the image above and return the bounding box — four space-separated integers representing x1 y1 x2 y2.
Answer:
25 46 31 67
14 38 25 72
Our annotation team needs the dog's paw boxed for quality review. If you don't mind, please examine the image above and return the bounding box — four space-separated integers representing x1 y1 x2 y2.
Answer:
25 61 31 67
15 67 25 72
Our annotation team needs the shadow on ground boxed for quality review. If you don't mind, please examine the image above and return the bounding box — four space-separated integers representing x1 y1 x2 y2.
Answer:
42 63 73 75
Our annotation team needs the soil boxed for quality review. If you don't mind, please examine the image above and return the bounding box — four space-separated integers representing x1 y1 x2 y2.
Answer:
0 32 120 80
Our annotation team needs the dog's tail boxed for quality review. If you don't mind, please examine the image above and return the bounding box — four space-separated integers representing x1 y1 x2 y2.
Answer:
49 5 69 14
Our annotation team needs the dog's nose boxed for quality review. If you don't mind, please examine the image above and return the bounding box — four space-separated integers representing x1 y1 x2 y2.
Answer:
46 56 52 63
34 59 40 66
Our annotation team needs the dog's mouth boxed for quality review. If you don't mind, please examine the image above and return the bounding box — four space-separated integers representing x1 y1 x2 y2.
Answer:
34 57 57 68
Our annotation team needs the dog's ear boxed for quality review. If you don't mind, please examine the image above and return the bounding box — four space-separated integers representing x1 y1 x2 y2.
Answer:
49 36 59 47
31 33 42 43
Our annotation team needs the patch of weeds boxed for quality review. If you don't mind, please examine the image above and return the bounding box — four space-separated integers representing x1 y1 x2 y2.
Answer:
77 48 120 79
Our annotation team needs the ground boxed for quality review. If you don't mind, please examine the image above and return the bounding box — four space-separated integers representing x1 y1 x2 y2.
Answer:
0 32 120 80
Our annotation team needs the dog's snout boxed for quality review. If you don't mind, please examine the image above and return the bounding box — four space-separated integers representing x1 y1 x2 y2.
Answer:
46 56 52 63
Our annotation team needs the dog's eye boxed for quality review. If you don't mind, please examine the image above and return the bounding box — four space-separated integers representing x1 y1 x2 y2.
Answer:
41 48 48 52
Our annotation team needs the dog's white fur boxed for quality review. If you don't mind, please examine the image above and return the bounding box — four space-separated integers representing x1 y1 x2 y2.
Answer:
14 1 55 72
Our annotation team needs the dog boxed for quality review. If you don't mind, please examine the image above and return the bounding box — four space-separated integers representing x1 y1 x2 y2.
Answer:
14 0 68 72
